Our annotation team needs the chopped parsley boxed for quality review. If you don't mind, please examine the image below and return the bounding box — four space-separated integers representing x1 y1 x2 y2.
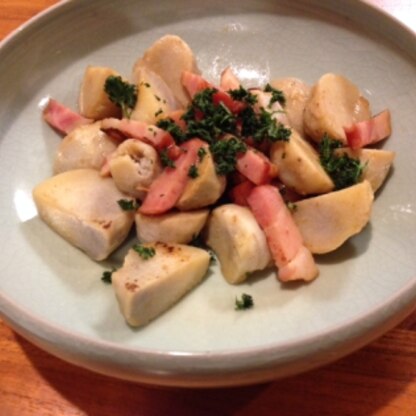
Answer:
235 293 254 310
197 147 207 161
188 164 199 178
210 137 247 175
133 244 156 260
264 83 286 107
117 199 138 211
101 269 115 284
319 134 364 190
160 148 176 168
104 75 137 118
182 88 238 143
156 118 186 143
241 107 291 143
228 86 258 105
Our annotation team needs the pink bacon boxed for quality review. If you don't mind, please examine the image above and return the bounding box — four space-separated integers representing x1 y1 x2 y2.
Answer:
247 185 318 282
139 139 207 215
43 99 93 135
100 117 180 156
344 110 391 149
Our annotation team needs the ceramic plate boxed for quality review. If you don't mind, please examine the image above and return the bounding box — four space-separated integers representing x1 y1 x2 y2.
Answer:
0 0 415 387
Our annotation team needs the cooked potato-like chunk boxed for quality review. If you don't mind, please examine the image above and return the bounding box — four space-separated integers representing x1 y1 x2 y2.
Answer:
130 67 180 124
132 35 199 107
33 169 135 260
112 242 210 327
109 139 162 200
53 122 118 174
135 209 209 244
303 73 371 144
270 77 311 137
204 204 272 284
292 180 374 254
270 129 334 195
334 148 395 193
176 148 226 210
79 66 121 120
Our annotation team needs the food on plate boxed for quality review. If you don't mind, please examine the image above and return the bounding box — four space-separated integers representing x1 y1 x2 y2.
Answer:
205 204 272 284
292 180 374 254
269 77 311 137
270 129 334 195
176 143 226 211
303 73 372 144
247 185 318 282
53 122 118 174
135 209 209 244
79 66 122 119
344 110 392 149
130 67 180 124
333 148 395 192
132 34 200 107
35 35 394 327
112 242 210 327
33 169 135 261
43 98 93 134
107 138 162 200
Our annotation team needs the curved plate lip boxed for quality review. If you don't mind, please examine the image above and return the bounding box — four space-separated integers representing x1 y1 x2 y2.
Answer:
1 276 416 386
0 0 416 386
0 0 71 50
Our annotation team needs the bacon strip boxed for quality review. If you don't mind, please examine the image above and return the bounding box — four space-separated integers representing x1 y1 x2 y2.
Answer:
139 139 206 215
43 99 93 135
247 185 318 282
236 147 278 185
345 110 391 149
100 118 180 155
228 181 255 207
181 71 245 114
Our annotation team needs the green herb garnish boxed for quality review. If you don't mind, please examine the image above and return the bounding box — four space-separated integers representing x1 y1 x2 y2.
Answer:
188 164 199 178
235 293 254 310
319 134 364 190
133 244 156 260
160 148 176 168
241 107 291 143
264 83 286 107
197 147 207 161
210 137 247 175
104 75 137 118
182 88 237 143
156 118 186 143
117 199 138 211
101 269 115 284
228 86 258 105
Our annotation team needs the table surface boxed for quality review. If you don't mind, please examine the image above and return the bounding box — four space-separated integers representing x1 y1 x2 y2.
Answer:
1 1 415 415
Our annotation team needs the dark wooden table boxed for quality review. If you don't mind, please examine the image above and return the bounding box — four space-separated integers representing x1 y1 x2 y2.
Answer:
1 1 415 415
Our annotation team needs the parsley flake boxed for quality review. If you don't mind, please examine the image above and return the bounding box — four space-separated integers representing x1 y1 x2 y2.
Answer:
101 269 116 284
235 293 254 310
160 148 176 168
133 244 156 260
319 134 364 190
104 75 137 118
264 83 286 107
188 164 199 178
117 199 138 211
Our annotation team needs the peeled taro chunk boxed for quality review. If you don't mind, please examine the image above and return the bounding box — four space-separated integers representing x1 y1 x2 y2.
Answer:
33 169 135 260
